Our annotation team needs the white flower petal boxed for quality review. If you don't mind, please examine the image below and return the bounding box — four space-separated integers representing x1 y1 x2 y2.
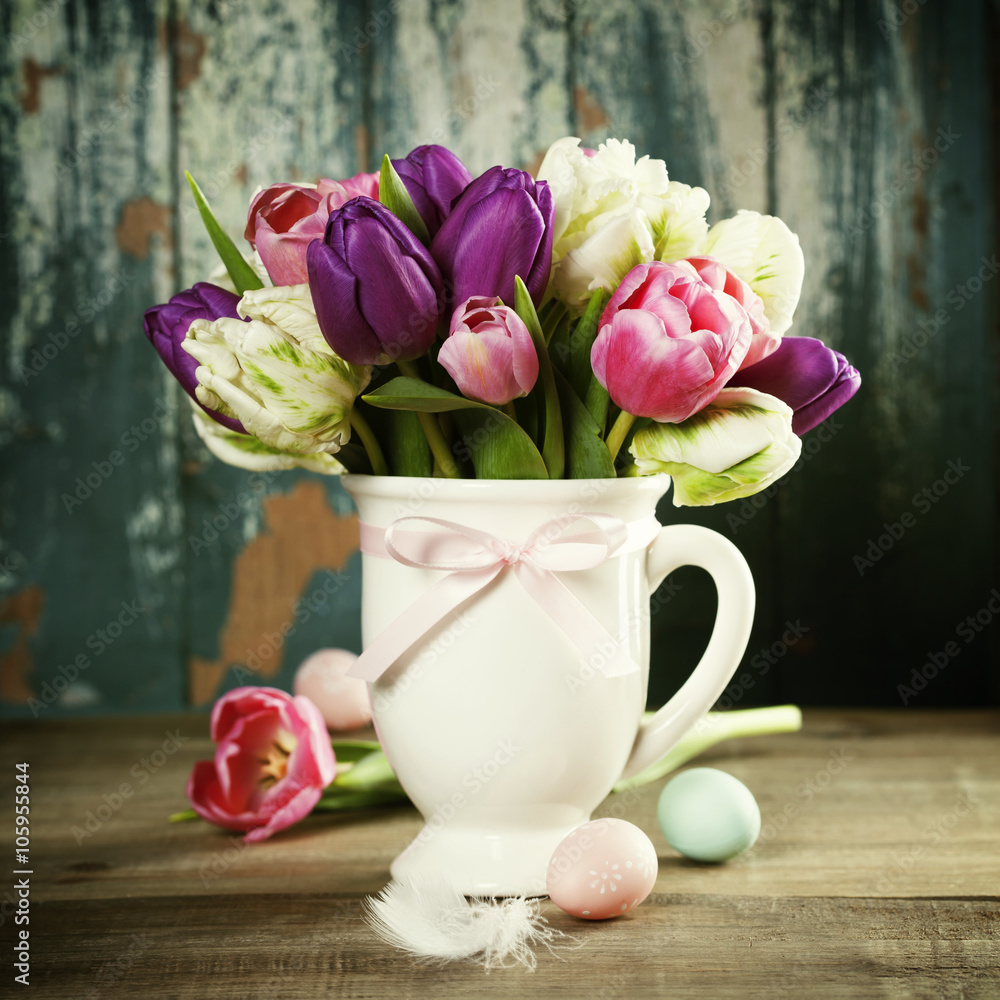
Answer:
702 210 804 336
630 388 801 506
182 300 370 460
190 403 345 475
552 207 656 309
652 181 711 262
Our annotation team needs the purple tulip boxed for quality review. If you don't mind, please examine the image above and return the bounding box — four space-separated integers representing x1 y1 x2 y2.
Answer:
391 144 472 237
307 197 445 366
430 166 554 308
143 283 246 432
307 197 444 365
736 336 861 435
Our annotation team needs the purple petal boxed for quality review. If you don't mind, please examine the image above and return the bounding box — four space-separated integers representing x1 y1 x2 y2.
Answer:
142 282 246 432
524 179 555 302
393 145 472 236
438 188 545 306
307 239 383 365
344 217 440 360
737 335 861 434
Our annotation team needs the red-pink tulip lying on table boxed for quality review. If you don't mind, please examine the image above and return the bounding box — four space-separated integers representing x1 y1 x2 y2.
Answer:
438 296 539 406
245 173 378 286
186 686 336 843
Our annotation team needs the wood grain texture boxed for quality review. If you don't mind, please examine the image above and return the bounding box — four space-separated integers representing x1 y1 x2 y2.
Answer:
1 709 996 997
0 0 997 716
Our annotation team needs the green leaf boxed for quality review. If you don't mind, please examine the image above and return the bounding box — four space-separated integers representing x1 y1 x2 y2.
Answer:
513 391 539 444
613 705 803 791
378 154 431 245
386 409 431 476
185 171 264 295
514 276 565 479
363 377 548 479
564 289 606 401
585 378 610 434
554 369 616 479
334 749 399 790
330 739 382 764
312 788 409 811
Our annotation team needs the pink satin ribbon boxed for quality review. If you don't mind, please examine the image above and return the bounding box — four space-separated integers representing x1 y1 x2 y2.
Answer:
346 512 643 683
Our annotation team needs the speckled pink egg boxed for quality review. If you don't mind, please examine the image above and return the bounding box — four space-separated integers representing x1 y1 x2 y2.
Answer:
292 648 372 731
546 818 658 920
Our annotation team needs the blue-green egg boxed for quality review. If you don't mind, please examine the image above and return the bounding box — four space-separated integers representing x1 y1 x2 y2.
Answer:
657 767 761 862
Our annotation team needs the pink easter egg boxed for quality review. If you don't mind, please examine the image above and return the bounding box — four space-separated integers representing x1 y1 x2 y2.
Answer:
546 818 658 920
292 648 372 731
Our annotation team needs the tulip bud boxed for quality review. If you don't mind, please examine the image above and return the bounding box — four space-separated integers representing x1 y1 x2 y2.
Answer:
430 166 554 308
308 197 445 365
438 296 539 405
734 335 861 435
630 388 802 506
391 144 473 237
143 282 247 432
591 261 752 423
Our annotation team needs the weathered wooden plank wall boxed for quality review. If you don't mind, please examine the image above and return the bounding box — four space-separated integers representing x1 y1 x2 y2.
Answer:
1 0 996 719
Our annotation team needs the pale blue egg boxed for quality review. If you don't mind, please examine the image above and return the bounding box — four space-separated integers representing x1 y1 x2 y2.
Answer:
657 767 761 862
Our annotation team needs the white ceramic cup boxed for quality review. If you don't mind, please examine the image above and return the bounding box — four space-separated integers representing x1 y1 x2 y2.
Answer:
342 473 755 895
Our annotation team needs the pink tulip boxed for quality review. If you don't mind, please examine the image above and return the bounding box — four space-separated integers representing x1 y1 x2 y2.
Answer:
591 260 752 423
438 296 539 405
245 172 379 285
685 255 777 369
186 686 336 843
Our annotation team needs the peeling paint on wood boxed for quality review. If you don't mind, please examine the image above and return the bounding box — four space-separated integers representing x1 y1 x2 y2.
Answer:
188 480 359 705
0 585 45 702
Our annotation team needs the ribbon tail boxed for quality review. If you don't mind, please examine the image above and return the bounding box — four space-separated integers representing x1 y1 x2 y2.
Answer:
346 565 503 683
514 563 640 678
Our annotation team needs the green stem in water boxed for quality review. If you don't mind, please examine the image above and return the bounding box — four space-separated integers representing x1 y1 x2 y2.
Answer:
397 360 461 478
349 409 388 476
605 409 636 462
613 705 803 791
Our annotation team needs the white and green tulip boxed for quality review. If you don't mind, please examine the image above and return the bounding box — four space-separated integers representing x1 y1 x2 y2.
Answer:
630 388 802 506
182 284 370 458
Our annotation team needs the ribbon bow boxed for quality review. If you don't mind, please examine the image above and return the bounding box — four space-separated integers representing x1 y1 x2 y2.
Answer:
347 512 642 683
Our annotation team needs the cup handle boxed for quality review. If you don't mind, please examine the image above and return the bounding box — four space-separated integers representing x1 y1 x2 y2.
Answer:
619 523 755 781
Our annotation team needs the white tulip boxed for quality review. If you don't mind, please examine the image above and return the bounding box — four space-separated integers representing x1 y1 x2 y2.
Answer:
630 388 802 506
182 283 370 457
700 210 805 336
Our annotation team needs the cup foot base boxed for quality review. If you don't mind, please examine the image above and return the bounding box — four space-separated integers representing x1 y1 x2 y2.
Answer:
389 822 585 897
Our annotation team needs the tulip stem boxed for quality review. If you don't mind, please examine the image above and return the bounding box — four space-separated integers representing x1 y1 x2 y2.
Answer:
503 402 518 421
397 361 461 478
605 410 636 463
349 409 389 477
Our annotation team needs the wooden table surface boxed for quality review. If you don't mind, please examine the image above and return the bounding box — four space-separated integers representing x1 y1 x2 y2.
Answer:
2 709 997 999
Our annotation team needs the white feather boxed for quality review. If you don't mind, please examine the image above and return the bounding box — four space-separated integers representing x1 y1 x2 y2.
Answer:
363 875 581 971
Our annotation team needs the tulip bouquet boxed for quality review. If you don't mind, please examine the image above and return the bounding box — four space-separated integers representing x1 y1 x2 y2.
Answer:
144 137 860 503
